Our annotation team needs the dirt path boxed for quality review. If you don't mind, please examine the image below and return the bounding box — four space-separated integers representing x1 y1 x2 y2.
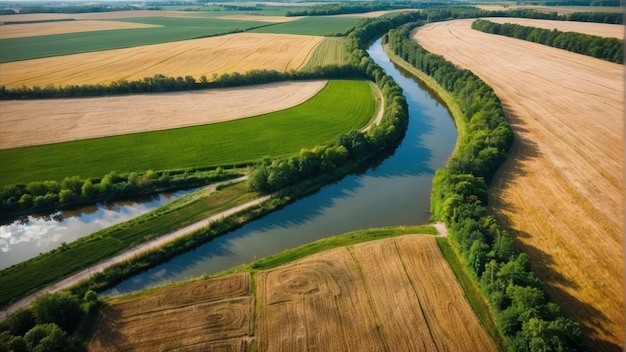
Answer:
0 176 272 321
413 19 623 351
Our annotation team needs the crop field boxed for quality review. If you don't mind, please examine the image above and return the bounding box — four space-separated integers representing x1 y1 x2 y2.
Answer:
476 4 624 14
90 236 497 351
89 273 254 351
1 80 327 149
301 37 347 69
413 19 623 351
484 17 624 39
0 32 323 88
249 16 361 35
0 20 161 39
0 17 271 62
0 80 376 187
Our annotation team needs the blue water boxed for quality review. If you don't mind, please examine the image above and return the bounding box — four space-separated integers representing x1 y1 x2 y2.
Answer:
106 39 457 295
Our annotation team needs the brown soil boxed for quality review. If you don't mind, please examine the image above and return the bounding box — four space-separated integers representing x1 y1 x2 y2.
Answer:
0 80 327 149
413 19 623 351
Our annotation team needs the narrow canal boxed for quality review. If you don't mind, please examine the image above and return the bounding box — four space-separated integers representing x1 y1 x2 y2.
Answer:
107 38 458 295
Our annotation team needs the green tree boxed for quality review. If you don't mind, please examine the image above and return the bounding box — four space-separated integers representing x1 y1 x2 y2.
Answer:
23 324 68 352
6 308 36 336
32 292 82 333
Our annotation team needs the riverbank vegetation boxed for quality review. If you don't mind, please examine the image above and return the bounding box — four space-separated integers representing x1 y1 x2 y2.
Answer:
0 181 260 308
386 20 582 351
472 18 623 63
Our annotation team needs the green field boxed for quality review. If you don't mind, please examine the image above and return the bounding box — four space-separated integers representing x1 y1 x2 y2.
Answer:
0 17 270 62
249 16 361 36
0 80 376 187
302 37 348 69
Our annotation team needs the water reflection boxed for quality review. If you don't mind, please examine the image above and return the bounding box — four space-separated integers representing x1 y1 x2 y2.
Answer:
106 38 458 295
0 189 194 270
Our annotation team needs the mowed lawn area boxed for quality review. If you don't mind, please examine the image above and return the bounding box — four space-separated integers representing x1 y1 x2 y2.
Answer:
0 80 376 187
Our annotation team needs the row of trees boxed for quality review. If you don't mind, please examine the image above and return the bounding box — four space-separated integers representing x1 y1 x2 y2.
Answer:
472 19 623 64
0 168 234 219
0 290 98 351
0 65 366 100
387 20 582 351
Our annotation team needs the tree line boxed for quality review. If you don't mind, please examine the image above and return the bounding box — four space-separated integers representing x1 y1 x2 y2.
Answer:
472 18 623 64
0 290 99 352
387 19 582 351
0 168 235 220
0 66 365 100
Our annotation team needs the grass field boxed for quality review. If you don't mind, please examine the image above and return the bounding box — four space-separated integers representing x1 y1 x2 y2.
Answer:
413 19 623 351
249 16 361 35
0 32 322 88
0 80 376 187
0 181 258 309
302 37 348 69
0 17 270 62
90 234 498 351
0 20 160 39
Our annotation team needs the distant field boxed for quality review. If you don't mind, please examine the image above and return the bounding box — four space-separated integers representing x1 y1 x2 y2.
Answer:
0 20 160 39
249 16 361 35
484 17 623 39
90 236 498 351
476 4 623 14
0 80 376 187
0 33 323 88
302 37 347 69
413 19 623 351
0 17 270 62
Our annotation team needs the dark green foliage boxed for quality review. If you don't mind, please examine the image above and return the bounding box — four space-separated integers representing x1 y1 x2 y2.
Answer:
31 292 81 333
472 19 623 64
5 309 36 337
388 20 582 351
23 324 68 352
1 168 235 220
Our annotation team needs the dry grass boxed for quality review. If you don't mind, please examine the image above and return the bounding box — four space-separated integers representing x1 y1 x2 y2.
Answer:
476 4 624 15
413 19 623 351
0 32 323 89
90 236 497 351
257 236 497 351
485 17 623 39
89 273 253 352
0 20 160 39
0 80 327 149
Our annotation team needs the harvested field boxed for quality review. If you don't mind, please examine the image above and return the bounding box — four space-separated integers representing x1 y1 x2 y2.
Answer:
215 15 300 22
485 17 624 39
89 273 253 352
257 236 497 351
0 32 323 88
0 20 160 39
413 19 623 351
0 80 327 149
476 4 624 14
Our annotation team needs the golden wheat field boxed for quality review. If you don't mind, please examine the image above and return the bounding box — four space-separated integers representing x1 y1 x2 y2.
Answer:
0 32 323 89
412 19 623 351
90 236 498 351
0 20 160 39
0 10 205 24
484 17 624 39
0 80 327 149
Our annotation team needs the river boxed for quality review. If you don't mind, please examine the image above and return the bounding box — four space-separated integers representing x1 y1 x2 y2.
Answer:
106 39 458 295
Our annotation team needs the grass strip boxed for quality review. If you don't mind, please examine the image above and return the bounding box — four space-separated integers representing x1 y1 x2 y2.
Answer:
435 237 506 351
249 16 360 36
0 181 258 307
302 37 348 70
0 80 375 187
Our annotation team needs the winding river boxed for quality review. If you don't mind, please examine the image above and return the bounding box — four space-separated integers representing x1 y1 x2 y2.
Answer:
106 39 458 295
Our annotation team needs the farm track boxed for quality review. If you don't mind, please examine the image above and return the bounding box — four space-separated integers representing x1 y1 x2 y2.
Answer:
413 19 623 351
90 235 497 351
